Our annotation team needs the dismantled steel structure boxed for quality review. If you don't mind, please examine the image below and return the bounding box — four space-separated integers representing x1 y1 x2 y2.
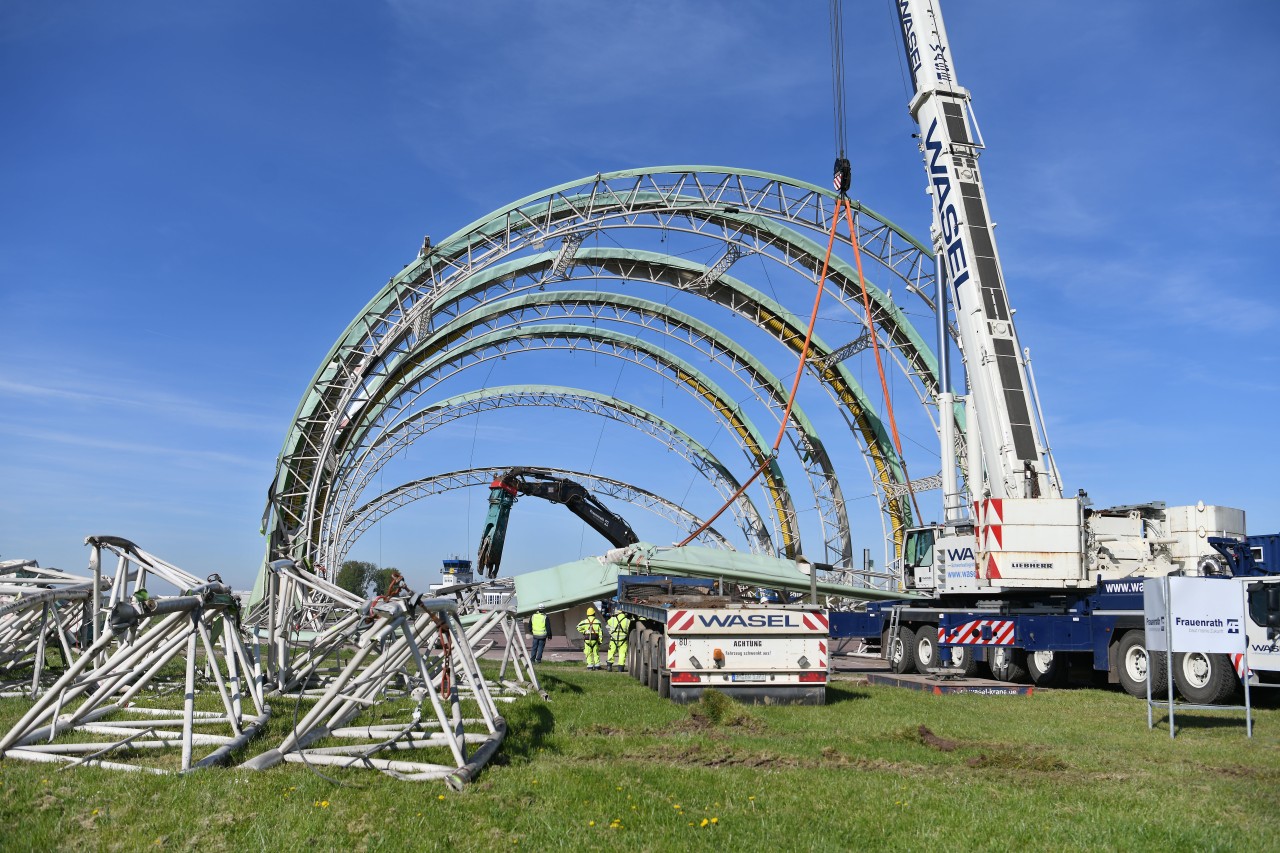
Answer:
261 167 948 590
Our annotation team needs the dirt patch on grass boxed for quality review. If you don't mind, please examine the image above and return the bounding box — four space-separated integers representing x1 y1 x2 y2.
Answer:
916 725 958 752
966 747 1068 772
889 725 1068 772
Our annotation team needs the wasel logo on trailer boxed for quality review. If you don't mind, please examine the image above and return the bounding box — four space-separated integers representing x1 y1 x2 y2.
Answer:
698 614 800 629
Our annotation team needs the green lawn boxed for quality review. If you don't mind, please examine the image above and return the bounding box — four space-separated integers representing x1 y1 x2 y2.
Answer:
0 665 1276 852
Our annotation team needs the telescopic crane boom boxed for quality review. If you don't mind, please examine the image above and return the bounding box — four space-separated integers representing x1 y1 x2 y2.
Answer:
476 468 640 578
895 0 1057 505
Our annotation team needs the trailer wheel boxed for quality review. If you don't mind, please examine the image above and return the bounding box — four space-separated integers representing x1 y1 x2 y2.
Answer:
658 668 671 699
884 627 916 674
946 644 980 677
1173 652 1239 705
988 646 1028 682
646 632 660 691
627 628 639 678
913 625 938 670
1116 630 1168 699
1026 650 1067 687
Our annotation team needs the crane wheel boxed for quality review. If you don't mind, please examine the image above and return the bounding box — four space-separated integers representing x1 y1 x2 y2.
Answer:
1116 630 1167 699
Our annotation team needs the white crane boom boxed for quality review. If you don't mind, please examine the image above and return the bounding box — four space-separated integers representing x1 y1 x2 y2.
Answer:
894 0 1057 504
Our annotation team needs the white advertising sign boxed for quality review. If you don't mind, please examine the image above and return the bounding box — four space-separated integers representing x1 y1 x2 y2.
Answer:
1143 577 1244 654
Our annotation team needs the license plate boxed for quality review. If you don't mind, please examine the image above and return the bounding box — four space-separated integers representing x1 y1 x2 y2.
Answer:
732 673 767 682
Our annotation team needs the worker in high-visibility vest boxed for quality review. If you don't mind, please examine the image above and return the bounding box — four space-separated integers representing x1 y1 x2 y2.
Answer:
576 606 603 670
529 606 550 664
606 608 632 672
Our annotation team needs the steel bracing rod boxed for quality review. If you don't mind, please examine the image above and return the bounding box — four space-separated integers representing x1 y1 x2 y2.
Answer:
315 323 801 560
325 291 847 563
84 535 205 595
333 466 735 569
322 387 769 564
268 169 936 561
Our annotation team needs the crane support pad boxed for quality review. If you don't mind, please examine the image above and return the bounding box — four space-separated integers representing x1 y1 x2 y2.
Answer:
866 673 1034 696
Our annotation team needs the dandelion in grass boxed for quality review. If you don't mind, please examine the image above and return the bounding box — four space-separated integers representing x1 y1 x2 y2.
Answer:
711 818 718 825
588 821 595 827
321 801 330 808
437 795 445 801
700 818 709 828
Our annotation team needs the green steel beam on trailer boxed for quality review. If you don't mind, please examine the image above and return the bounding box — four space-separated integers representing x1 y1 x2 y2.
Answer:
512 542 916 615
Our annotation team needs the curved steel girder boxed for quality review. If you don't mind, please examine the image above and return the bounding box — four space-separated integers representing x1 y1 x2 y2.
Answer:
268 167 935 567
339 466 734 566
322 385 773 567
404 246 915 539
331 288 850 565
326 322 800 560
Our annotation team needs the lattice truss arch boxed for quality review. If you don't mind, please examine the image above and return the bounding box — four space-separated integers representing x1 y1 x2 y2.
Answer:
321 291 846 568
266 167 946 575
322 385 772 571
340 466 735 560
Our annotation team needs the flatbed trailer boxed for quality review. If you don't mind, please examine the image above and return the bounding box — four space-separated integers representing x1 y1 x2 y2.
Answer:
616 575 829 705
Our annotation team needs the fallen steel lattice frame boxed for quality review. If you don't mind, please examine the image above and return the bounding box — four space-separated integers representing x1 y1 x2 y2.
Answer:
243 595 505 788
0 560 96 698
457 594 545 700
0 579 269 773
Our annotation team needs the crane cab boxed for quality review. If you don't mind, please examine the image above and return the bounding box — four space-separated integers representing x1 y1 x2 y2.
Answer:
902 525 981 595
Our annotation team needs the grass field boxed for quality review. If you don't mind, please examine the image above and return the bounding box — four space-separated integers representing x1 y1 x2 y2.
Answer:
0 664 1277 852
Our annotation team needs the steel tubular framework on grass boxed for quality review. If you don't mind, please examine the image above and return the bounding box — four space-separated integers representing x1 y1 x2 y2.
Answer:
265 166 944 582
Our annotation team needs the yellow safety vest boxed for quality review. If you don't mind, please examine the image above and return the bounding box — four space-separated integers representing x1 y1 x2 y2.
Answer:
531 611 549 637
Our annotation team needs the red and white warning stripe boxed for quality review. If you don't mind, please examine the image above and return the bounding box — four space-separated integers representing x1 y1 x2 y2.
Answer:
669 640 677 670
1231 653 1254 681
802 611 829 632
942 619 1015 645
667 610 695 632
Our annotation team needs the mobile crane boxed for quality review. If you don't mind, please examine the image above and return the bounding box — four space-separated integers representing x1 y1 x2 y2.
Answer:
476 467 639 578
831 0 1280 703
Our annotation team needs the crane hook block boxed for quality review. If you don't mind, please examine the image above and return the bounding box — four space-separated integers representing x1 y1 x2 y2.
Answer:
832 157 852 195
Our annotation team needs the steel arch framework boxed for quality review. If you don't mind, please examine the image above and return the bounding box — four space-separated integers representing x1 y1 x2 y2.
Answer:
322 385 773 569
341 467 734 557
266 166 941 583
323 289 848 567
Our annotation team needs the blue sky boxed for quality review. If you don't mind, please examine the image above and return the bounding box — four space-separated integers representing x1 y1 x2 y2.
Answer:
2 1 1278 590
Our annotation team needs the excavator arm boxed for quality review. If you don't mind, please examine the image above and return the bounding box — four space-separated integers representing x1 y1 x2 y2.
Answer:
476 468 639 578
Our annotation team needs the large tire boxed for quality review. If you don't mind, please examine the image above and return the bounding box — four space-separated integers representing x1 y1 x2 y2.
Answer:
1173 652 1239 705
658 669 671 699
647 632 660 691
988 646 1029 683
643 631 656 689
884 627 916 674
626 629 637 677
913 625 938 671
946 643 980 677
1116 630 1168 699
1026 650 1068 687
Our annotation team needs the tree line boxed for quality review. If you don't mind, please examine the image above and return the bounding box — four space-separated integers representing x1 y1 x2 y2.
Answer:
334 560 402 598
